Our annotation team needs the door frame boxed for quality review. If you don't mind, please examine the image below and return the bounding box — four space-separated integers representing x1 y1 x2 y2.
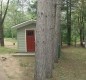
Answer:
25 29 35 52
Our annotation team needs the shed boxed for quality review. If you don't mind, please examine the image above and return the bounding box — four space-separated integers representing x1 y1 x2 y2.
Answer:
12 20 36 53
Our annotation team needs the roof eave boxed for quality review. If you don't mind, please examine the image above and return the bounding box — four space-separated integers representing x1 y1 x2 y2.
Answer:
11 20 36 29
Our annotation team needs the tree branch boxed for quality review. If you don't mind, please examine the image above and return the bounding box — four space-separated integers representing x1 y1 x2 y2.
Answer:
0 0 3 16
2 0 9 24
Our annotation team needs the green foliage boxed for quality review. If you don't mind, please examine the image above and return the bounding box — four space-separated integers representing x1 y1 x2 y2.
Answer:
27 0 37 19
0 47 16 53
61 0 86 45
3 0 37 38
2 0 86 45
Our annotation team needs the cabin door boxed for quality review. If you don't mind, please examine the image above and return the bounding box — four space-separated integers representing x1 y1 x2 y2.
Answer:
26 30 35 52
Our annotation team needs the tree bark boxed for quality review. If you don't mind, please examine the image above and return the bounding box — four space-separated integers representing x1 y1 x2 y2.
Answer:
79 1 85 47
66 0 71 46
35 0 47 80
51 0 56 68
35 0 58 79
54 0 61 62
0 0 9 46
80 29 83 46
45 0 54 78
0 23 4 46
85 27 86 48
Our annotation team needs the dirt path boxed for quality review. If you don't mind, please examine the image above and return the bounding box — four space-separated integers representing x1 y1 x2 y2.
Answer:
0 54 22 80
0 47 86 80
0 63 8 80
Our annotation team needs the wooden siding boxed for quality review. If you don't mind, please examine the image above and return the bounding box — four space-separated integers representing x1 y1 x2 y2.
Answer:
17 24 36 52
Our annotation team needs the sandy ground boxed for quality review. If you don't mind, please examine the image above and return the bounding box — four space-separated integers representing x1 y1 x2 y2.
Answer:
0 47 86 80
0 39 86 80
1 55 35 80
0 39 35 80
0 54 22 80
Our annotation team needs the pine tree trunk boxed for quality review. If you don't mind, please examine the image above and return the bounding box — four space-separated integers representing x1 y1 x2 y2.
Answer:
67 0 71 46
85 27 86 48
51 0 56 68
35 0 48 80
80 29 83 46
54 0 61 62
79 11 84 47
45 0 54 78
74 36 77 47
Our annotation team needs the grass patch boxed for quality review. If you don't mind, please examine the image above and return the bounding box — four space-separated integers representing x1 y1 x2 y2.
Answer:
0 47 17 54
53 46 86 80
62 46 86 60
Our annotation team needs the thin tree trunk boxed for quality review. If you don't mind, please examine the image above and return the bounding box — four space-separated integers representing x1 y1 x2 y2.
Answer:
0 0 9 46
85 27 86 48
0 24 4 46
51 0 56 68
78 0 85 47
0 13 4 46
80 29 83 46
79 13 84 47
74 36 77 47
54 0 61 62
67 0 71 46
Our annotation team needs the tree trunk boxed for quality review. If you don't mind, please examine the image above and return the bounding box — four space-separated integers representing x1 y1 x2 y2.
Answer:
67 0 71 46
45 0 54 78
35 0 48 80
80 29 83 46
51 0 56 68
0 13 4 46
0 24 4 46
0 0 9 46
79 12 84 47
78 0 85 47
54 0 61 62
85 27 86 48
74 36 77 47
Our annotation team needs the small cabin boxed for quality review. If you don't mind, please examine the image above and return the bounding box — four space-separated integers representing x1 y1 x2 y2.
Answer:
12 20 36 53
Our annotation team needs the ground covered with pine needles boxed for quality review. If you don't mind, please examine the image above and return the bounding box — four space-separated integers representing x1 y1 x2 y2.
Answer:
0 46 86 80
52 47 86 80
17 46 86 80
